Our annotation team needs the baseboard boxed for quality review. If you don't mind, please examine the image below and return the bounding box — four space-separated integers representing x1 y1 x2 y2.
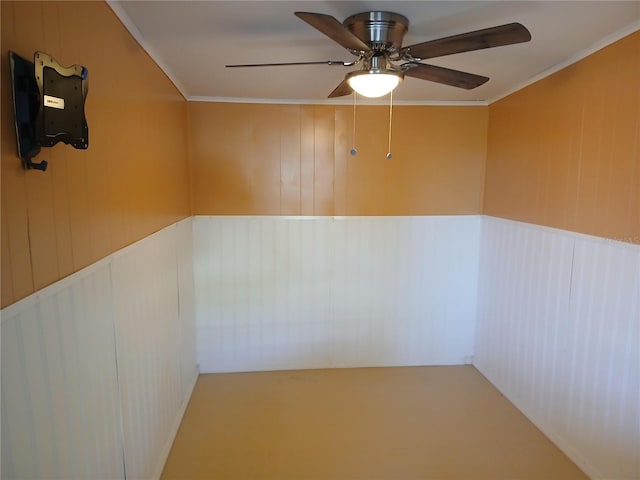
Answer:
473 364 601 480
152 366 200 480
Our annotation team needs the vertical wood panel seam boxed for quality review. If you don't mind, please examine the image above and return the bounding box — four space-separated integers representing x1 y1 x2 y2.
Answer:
107 261 129 480
298 107 302 215
312 106 316 215
2 187 16 303
25 196 37 295
279 106 283 215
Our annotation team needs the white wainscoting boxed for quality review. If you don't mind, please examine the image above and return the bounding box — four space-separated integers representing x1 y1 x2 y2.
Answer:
1 263 124 479
4 213 637 479
1 218 197 480
475 216 640 480
193 215 481 373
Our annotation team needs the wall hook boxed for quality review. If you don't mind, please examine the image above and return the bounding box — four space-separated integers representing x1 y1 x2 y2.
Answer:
24 156 48 171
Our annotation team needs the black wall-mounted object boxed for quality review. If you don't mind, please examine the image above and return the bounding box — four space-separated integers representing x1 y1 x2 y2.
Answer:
9 51 89 171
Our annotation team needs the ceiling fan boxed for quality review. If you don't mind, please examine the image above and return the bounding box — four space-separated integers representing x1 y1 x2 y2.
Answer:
226 11 532 98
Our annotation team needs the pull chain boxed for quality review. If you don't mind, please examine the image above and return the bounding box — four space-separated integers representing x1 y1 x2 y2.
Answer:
386 89 393 160
350 91 358 156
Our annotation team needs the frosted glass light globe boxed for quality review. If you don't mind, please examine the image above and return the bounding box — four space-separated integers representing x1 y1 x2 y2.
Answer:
347 71 402 98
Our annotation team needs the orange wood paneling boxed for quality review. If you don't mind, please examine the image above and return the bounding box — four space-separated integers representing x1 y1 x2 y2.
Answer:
1 1 191 307
189 102 488 216
1 193 14 307
484 31 640 244
313 106 336 215
279 105 303 216
1 1 35 302
300 106 316 215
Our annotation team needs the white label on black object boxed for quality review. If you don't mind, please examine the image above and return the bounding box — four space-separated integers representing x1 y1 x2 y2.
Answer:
44 95 65 110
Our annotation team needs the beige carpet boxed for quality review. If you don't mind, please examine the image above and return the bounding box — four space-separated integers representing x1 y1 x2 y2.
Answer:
162 366 587 480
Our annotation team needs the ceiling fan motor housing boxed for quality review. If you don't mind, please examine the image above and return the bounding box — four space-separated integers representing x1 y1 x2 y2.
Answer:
344 11 409 53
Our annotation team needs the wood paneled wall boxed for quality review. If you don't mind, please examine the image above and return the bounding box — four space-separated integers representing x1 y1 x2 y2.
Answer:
1 1 191 307
3 2 635 309
484 31 639 244
188 102 488 216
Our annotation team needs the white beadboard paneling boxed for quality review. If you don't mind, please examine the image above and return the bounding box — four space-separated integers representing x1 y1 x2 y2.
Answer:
1 267 125 480
149 218 200 480
475 217 640 480
1 218 198 480
111 226 183 480
4 212 636 479
194 215 481 373
176 217 198 400
563 236 640 478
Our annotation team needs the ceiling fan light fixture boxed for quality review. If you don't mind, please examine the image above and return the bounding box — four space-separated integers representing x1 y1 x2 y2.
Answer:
347 70 402 98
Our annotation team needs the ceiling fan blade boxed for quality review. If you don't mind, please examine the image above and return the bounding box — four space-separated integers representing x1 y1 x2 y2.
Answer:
403 63 489 89
328 78 353 98
295 12 371 53
226 60 352 68
400 23 531 60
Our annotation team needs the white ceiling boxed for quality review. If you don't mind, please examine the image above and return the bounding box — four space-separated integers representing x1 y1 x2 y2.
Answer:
109 1 639 104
